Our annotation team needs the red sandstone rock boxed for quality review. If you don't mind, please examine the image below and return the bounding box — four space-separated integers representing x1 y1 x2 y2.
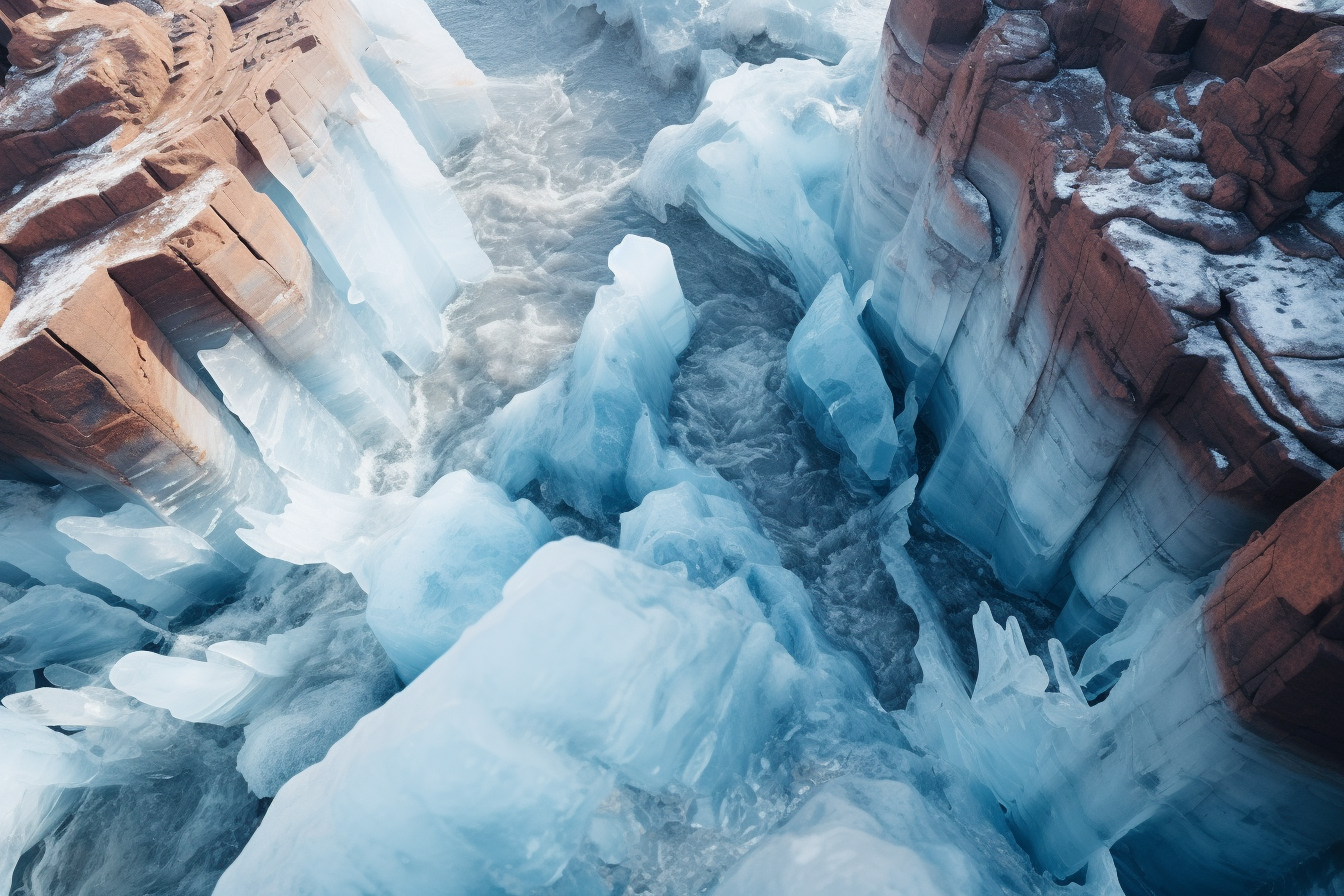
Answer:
1193 0 1344 82
1195 28 1344 229
1205 468 1344 766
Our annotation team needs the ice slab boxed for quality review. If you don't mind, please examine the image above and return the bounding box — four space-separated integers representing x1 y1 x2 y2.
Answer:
214 538 793 896
240 471 553 682
491 235 698 516
787 276 911 481
0 481 102 590
0 586 156 674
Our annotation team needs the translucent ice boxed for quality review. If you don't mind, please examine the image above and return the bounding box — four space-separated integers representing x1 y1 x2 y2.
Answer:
240 471 554 682
0 586 157 674
638 47 874 303
711 776 1125 896
214 538 794 896
349 0 496 159
898 597 1344 893
57 504 244 615
0 481 102 590
0 707 99 885
491 235 698 516
787 276 910 481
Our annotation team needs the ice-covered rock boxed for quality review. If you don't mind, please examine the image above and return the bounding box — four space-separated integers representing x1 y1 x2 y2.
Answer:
787 276 912 481
240 471 554 682
0 586 157 674
638 46 874 303
491 235 698 516
213 538 795 896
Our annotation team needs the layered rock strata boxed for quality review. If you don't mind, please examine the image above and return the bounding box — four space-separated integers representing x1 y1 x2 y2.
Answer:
0 0 490 567
843 0 1344 644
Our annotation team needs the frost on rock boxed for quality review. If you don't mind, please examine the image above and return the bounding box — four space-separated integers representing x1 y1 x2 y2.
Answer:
552 0 886 85
213 538 796 896
490 235 698 517
637 46 874 303
240 472 554 682
787 276 914 482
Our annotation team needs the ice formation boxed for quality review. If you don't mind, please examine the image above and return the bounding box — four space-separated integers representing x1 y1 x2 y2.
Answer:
239 471 554 682
637 44 874 303
786 276 914 481
491 234 698 516
554 0 886 84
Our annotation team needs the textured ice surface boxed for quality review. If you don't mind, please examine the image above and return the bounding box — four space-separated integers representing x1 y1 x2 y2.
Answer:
552 0 885 84
240 471 553 682
897 585 1344 894
350 0 496 159
214 538 796 896
490 234 697 516
0 586 156 674
637 45 874 302
0 481 103 590
787 276 913 481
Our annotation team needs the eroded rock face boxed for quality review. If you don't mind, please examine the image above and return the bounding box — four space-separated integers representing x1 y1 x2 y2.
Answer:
844 0 1344 641
0 0 490 565
1206 467 1344 768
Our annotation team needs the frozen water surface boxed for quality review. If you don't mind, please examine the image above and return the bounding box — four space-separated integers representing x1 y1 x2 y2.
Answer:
3 0 1336 894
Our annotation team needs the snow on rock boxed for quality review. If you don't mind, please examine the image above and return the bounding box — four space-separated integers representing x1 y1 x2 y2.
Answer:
491 235 698 517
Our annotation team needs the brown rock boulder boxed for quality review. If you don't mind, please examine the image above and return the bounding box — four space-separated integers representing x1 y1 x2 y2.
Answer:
1195 27 1344 229
1206 467 1344 768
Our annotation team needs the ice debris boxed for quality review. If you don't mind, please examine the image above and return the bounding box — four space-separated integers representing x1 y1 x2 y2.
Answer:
240 471 554 682
491 234 697 517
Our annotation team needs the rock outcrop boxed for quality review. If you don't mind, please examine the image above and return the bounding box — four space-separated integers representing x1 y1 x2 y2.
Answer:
0 0 490 567
843 0 1344 649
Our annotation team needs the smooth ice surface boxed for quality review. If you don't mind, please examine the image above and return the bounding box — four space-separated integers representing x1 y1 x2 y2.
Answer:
0 586 156 674
490 234 697 516
637 45 874 303
787 276 912 481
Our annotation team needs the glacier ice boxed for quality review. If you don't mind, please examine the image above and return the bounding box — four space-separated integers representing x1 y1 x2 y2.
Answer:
57 503 245 616
213 538 796 896
491 234 698 516
897 592 1344 894
786 276 913 481
349 0 497 160
637 46 874 303
240 471 554 682
0 481 104 590
0 707 99 886
552 0 885 85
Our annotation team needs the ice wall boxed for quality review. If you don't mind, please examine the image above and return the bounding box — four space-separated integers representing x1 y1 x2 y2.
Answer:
637 46 874 304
